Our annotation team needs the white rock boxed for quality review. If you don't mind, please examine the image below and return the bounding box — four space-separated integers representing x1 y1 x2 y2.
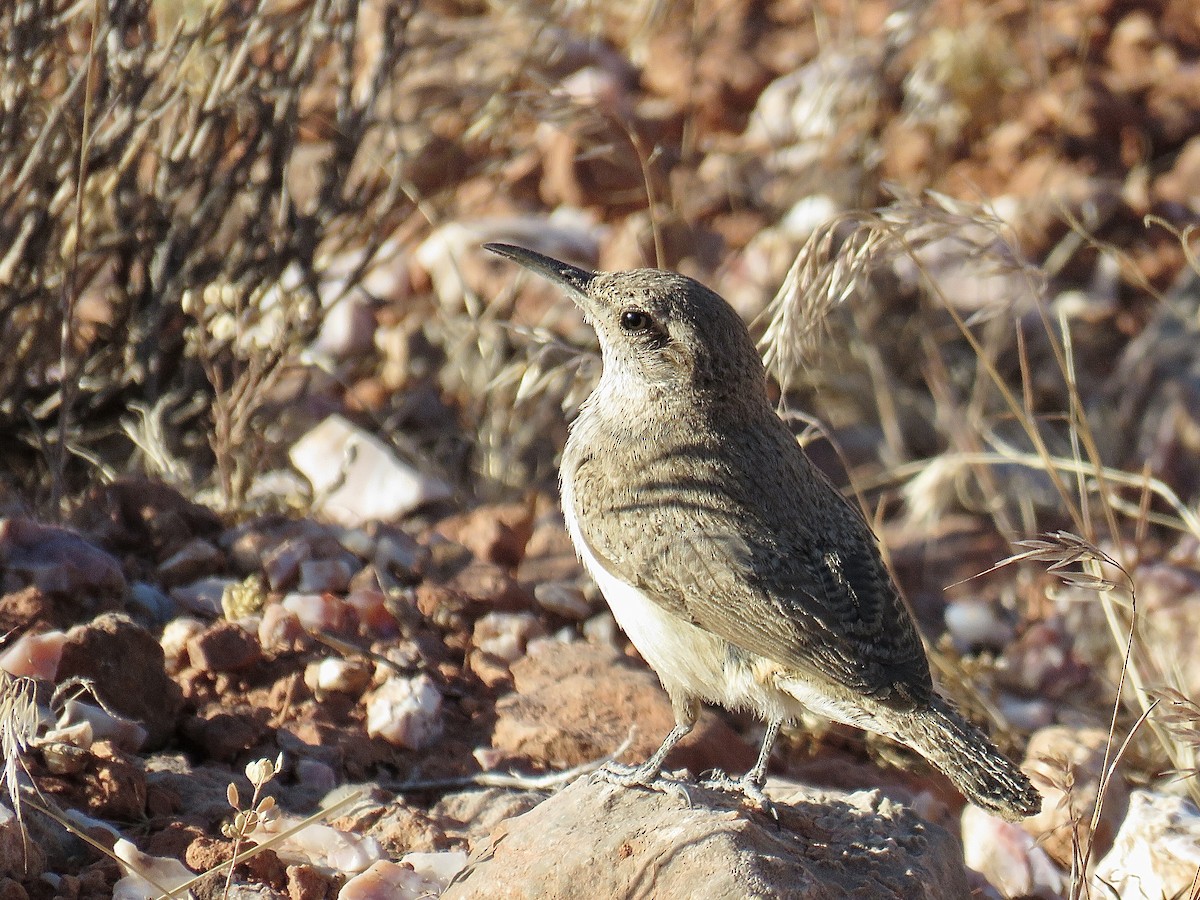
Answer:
338 859 440 900
945 600 1015 652
0 629 66 679
55 699 147 753
290 415 451 526
1093 790 1200 900
364 674 443 750
112 838 195 900
401 850 468 888
305 657 373 695
160 617 208 665
472 611 545 664
249 812 383 874
961 805 1064 899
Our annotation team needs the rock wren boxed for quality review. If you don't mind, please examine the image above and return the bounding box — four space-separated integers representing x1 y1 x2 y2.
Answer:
486 243 1041 821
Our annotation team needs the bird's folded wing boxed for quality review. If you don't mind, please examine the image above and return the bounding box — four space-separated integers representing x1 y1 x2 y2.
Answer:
583 514 932 710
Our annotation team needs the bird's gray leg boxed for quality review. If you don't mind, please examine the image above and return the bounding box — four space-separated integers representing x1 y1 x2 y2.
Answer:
594 695 696 803
703 717 781 815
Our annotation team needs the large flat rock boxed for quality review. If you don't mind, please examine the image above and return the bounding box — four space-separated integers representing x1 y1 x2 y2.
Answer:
444 776 971 899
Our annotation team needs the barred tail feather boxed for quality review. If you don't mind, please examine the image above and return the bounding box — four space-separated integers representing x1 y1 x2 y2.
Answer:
897 696 1042 821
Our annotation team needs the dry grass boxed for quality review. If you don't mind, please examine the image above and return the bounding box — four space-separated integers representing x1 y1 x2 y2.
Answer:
1 0 418 512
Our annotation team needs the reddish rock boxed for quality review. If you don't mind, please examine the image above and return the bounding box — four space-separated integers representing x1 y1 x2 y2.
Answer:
436 503 535 569
185 834 233 873
56 613 183 749
186 621 263 673
0 586 56 636
83 742 148 821
180 711 267 763
287 863 340 900
492 641 754 776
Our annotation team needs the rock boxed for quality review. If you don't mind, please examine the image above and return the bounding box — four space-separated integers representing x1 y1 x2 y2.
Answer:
54 699 148 753
157 537 224 587
444 777 971 899
160 617 208 668
111 838 194 900
470 611 545 664
338 856 465 900
944 599 1014 653
289 415 451 526
56 614 183 749
961 804 1063 899
364 675 443 750
491 641 754 774
186 621 263 673
81 742 149 822
0 802 44 879
282 593 357 635
304 658 372 696
247 813 384 875
0 518 125 609
171 577 236 617
1021 725 1127 866
145 755 246 827
297 558 353 594
435 503 535 569
180 711 265 763
1093 790 1200 900
531 582 591 620
73 478 221 560
0 628 66 679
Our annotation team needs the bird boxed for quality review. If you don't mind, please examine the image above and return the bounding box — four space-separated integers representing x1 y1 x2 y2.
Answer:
485 242 1042 821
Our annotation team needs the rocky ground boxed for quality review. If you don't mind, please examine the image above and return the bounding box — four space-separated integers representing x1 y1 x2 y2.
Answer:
3 0 1200 898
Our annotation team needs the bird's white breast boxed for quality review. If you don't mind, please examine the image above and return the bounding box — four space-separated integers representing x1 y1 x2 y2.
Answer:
561 474 791 720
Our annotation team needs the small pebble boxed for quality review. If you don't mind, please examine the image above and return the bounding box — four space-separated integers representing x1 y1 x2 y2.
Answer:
170 577 236 617
533 581 591 620
364 675 443 750
305 657 373 695
338 859 440 900
259 603 305 650
160 617 207 666
112 838 194 900
283 592 356 634
472 611 545 664
56 699 147 753
944 600 1014 653
298 558 354 594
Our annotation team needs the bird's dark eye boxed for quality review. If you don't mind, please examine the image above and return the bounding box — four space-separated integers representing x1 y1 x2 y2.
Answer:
620 309 651 331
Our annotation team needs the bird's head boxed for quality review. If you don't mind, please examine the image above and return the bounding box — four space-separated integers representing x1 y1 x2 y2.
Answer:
486 243 766 409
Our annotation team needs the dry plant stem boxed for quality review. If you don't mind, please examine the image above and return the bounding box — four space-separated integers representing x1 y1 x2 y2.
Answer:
0 673 39 845
389 727 637 794
1070 698 1161 899
52 0 103 518
871 452 1200 540
20 786 361 899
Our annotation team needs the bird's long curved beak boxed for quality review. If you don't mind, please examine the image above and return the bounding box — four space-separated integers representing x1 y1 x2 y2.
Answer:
484 243 596 301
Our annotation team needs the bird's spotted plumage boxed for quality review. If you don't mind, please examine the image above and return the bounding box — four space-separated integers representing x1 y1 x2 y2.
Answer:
487 242 1041 821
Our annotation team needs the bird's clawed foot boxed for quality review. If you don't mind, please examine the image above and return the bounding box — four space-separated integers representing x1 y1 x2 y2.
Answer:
592 762 692 806
701 769 777 819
